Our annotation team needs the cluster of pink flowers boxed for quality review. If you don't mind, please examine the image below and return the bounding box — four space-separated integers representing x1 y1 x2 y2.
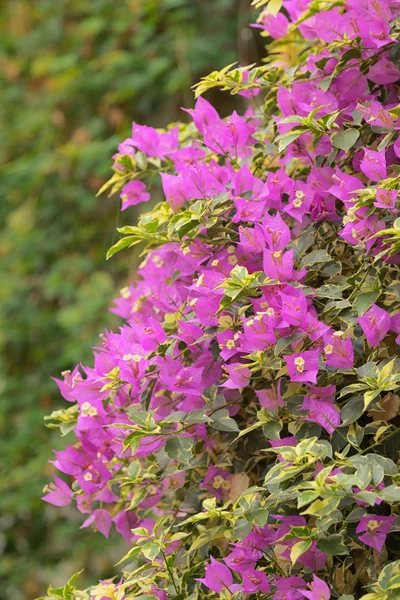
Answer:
43 1 400 598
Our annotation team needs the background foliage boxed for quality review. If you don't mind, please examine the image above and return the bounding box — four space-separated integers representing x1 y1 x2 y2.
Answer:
0 1 257 597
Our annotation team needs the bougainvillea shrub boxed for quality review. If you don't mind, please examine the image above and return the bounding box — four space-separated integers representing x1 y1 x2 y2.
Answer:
40 1 400 599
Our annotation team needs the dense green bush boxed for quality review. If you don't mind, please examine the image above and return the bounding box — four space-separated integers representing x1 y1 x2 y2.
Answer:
0 1 247 597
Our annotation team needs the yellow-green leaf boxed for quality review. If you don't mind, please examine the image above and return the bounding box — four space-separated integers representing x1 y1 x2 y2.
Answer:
290 539 313 565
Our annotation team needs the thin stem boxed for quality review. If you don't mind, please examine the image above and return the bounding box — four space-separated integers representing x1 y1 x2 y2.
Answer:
160 548 179 595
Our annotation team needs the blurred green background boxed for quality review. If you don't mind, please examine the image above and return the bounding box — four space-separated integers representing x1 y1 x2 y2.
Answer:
0 0 260 597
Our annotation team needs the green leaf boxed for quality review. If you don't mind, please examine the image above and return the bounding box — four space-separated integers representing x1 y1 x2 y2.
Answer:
317 535 349 555
141 377 157 411
210 408 239 432
232 518 252 539
378 485 400 502
236 420 263 439
274 332 304 356
185 409 211 425
301 249 332 267
288 526 313 539
364 388 381 409
302 496 340 516
186 525 229 554
290 539 313 564
115 545 142 566
265 462 307 486
247 508 269 527
376 559 400 591
277 128 306 152
163 411 187 423
315 284 344 299
106 235 140 259
357 362 379 380
298 490 320 509
354 289 381 316
262 421 283 440
165 437 194 463
141 541 160 561
368 454 398 475
265 0 282 15
331 128 360 152
340 384 368 398
127 486 148 510
45 570 84 600
371 460 384 486
355 491 379 506
341 397 365 425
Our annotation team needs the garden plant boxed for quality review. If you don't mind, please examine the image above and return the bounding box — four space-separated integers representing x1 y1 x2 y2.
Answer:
40 0 400 598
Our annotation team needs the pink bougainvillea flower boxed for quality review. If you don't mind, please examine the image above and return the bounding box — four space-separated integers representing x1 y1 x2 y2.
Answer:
269 436 297 449
300 314 330 342
256 382 285 411
120 180 150 210
374 189 398 210
80 508 112 538
304 385 336 405
239 223 265 253
158 357 204 394
367 56 400 84
263 212 291 252
200 465 232 500
129 122 179 158
223 363 252 388
224 546 262 573
263 248 294 282
52 365 82 403
76 460 112 495
272 576 307 600
160 172 187 211
284 350 320 383
264 169 293 209
329 168 363 205
323 333 354 369
280 289 308 327
357 101 395 129
182 96 220 135
284 183 312 222
356 515 396 551
360 149 387 182
390 312 400 344
308 7 347 42
42 476 73 507
242 569 271 594
302 397 340 434
50 447 87 476
150 587 168 600
240 312 276 352
197 557 233 593
112 510 139 542
358 303 391 347
251 12 289 39
76 495 92 514
300 575 331 600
